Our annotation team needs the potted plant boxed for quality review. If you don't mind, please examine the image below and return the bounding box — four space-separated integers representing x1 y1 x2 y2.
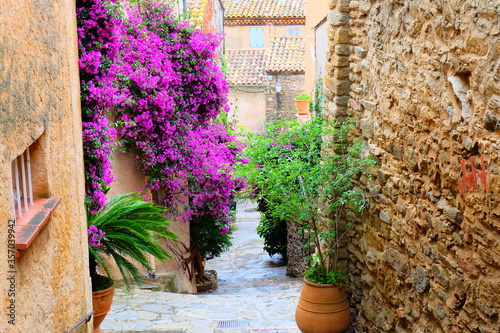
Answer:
295 93 312 115
87 192 178 333
238 117 373 333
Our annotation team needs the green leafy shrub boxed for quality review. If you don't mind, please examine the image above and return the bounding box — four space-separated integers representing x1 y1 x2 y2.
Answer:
237 117 374 285
295 93 311 100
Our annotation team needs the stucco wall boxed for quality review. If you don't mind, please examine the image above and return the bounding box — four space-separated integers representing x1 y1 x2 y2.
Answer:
324 0 500 332
315 20 328 86
225 25 304 50
305 0 329 93
228 86 267 133
0 1 92 332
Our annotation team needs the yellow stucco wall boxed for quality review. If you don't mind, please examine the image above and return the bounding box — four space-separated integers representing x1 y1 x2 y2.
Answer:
305 0 329 93
225 24 304 50
0 1 92 332
228 86 267 134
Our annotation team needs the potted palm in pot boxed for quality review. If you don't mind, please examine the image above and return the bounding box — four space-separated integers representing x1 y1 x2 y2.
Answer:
238 117 373 333
87 192 178 333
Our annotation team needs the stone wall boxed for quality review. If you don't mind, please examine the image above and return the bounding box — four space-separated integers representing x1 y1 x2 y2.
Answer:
324 0 500 332
0 1 92 331
266 73 306 122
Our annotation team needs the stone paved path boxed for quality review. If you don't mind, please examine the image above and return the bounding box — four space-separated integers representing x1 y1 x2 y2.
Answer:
101 200 303 333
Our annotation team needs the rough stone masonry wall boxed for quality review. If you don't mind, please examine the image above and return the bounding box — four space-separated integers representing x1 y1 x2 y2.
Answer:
325 0 500 332
266 73 306 123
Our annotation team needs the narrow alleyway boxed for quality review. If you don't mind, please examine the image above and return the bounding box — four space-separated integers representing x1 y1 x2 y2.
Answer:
101 200 303 333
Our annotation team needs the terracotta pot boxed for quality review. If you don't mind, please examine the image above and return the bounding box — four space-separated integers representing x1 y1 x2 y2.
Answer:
295 99 310 115
295 279 350 333
92 277 115 333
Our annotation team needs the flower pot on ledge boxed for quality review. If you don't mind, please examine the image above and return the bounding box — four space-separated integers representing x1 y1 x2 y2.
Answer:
295 99 310 115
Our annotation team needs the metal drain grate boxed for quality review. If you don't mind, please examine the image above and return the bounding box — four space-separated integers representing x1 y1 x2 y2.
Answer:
217 320 249 328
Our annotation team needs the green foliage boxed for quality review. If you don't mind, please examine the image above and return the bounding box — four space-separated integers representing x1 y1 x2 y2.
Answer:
88 193 178 290
311 78 325 119
256 199 288 258
304 258 347 285
237 117 374 284
190 207 236 261
295 93 311 100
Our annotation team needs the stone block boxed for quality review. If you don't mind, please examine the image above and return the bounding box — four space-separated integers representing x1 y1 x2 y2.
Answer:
328 11 349 26
358 0 371 14
379 210 391 224
465 34 488 56
330 53 350 67
354 46 368 57
334 27 350 44
335 66 350 79
478 245 500 267
364 227 384 252
412 266 430 293
359 99 377 112
359 118 374 139
335 44 350 56
328 78 351 96
334 95 349 106
383 248 408 274
431 264 450 289
443 206 464 225
337 0 351 13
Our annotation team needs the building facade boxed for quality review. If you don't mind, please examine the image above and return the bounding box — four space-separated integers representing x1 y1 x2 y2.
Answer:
0 1 92 331
224 0 307 131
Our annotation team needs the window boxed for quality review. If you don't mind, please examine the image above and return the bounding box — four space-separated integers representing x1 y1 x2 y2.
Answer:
288 27 301 37
12 147 34 219
11 135 59 258
249 27 264 48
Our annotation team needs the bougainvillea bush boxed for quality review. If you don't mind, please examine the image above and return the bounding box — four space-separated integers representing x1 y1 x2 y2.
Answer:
77 0 244 282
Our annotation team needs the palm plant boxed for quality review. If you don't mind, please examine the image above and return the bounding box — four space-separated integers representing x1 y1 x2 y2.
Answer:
87 192 178 291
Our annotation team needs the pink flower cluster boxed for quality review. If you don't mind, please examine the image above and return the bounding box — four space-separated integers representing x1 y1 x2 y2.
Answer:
77 0 246 253
77 0 124 213
88 225 106 247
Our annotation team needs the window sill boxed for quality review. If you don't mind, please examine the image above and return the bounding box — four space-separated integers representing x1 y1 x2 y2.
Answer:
15 197 61 258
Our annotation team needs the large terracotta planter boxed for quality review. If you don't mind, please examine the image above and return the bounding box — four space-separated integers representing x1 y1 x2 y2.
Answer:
295 279 350 333
92 277 115 333
295 99 310 115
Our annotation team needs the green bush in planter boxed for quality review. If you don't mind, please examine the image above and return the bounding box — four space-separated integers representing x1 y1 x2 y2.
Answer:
295 93 311 101
237 117 374 285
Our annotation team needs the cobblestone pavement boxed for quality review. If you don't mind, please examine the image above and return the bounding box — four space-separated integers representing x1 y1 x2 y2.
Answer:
101 200 303 333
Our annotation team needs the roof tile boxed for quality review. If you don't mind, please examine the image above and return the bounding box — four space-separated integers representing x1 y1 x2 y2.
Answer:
266 36 305 73
223 0 305 19
226 49 267 85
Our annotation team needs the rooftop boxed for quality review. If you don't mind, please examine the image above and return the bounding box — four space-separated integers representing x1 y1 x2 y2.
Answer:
188 0 208 26
225 49 267 85
266 37 305 73
223 0 305 19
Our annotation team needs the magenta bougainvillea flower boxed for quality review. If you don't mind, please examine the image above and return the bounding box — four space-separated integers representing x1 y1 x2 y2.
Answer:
77 0 245 258
88 225 106 247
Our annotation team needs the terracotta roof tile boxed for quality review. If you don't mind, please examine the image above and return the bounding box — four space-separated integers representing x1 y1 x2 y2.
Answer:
188 0 208 26
223 0 305 19
226 49 267 85
266 36 305 73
